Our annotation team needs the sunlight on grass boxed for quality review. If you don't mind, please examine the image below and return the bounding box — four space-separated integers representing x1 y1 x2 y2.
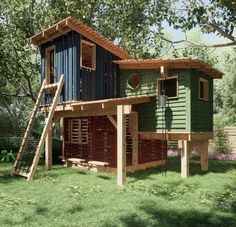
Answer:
0 158 236 226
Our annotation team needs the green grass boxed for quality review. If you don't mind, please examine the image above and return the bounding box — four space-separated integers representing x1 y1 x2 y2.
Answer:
1 158 236 227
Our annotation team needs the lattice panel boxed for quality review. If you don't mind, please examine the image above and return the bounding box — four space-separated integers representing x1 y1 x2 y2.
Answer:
71 118 81 144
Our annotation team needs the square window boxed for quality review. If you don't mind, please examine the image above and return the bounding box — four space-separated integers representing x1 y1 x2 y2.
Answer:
199 78 209 101
80 40 96 70
158 76 178 99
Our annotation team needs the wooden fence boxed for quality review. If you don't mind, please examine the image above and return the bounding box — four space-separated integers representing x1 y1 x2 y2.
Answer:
224 127 236 152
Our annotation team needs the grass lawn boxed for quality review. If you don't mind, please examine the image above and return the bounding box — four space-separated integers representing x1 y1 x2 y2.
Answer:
1 157 236 227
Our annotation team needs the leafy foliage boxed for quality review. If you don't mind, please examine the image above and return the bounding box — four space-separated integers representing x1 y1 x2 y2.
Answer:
213 126 232 153
0 0 236 127
1 150 15 162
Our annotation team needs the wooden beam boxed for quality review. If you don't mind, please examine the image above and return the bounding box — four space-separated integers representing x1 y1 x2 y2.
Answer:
129 112 138 166
56 24 64 34
180 140 189 178
117 105 126 186
42 31 51 41
160 66 169 77
45 121 52 170
107 115 117 129
200 140 209 171
54 108 117 119
71 96 150 111
139 131 214 141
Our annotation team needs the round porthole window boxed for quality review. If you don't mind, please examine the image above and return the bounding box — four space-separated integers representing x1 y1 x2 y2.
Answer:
128 73 141 90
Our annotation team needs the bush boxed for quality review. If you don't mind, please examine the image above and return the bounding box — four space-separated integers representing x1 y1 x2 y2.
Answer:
213 126 232 153
0 136 22 151
1 150 15 162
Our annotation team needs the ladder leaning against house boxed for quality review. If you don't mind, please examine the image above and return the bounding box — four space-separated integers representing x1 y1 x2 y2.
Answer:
12 75 64 180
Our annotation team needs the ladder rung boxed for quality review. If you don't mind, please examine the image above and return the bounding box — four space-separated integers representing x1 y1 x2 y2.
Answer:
43 83 58 90
13 171 29 178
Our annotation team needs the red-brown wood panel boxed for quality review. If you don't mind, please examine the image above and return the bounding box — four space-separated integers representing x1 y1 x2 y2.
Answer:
62 116 167 168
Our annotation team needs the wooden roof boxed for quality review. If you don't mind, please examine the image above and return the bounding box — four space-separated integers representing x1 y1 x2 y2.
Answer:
30 17 128 60
113 58 223 78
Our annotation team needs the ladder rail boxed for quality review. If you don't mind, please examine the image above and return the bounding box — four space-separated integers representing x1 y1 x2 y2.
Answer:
13 79 46 172
27 75 64 180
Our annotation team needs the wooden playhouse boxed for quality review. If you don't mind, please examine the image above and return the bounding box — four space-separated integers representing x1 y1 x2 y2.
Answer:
13 17 223 185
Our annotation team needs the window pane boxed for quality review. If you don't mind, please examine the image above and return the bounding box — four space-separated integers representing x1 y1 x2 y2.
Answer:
81 41 96 70
160 78 177 98
200 81 204 99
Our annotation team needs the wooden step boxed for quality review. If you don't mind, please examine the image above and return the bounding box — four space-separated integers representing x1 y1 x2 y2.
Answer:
13 171 29 178
88 161 109 167
67 158 86 164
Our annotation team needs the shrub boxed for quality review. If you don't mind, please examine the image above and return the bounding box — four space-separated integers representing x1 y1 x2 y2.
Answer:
213 126 232 153
1 150 15 162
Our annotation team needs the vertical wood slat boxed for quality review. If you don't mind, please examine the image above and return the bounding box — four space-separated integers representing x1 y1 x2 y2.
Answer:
129 112 138 166
68 32 73 101
64 35 69 101
72 32 76 100
40 46 45 84
77 33 81 100
117 105 126 186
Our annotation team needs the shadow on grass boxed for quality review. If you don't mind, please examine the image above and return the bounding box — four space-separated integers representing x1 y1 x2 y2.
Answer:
128 157 236 181
0 164 24 183
36 206 49 215
97 175 112 180
120 213 147 227
35 165 88 180
120 200 236 227
67 204 83 214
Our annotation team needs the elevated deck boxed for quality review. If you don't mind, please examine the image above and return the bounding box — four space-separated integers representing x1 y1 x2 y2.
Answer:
40 95 152 118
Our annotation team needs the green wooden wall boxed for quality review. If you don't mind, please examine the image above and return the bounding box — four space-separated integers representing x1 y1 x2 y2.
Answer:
120 69 191 132
119 68 214 133
190 71 213 132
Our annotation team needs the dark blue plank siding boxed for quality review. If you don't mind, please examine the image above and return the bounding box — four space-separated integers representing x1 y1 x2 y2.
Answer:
40 31 120 102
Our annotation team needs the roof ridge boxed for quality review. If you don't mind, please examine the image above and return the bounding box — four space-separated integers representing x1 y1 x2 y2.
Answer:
30 17 128 59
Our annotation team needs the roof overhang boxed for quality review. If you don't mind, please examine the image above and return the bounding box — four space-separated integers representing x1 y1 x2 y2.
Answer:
30 17 129 60
113 58 223 78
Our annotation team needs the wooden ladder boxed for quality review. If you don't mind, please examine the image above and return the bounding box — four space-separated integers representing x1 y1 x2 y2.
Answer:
12 75 64 180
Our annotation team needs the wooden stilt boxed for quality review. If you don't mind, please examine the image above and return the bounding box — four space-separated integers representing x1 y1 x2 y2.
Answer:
200 140 208 171
45 122 52 170
181 140 189 178
129 112 138 166
117 105 126 186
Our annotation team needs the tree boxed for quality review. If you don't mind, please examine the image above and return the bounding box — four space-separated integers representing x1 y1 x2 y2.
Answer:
162 0 236 48
0 0 235 127
216 50 236 125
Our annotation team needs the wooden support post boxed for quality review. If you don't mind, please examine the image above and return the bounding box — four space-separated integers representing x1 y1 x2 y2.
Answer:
107 115 117 129
45 121 52 170
181 140 189 178
117 105 126 186
200 140 208 171
129 112 138 166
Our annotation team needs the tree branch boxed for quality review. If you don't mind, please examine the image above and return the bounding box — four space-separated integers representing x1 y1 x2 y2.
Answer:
181 0 236 43
204 5 236 42
0 91 31 98
161 36 236 48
